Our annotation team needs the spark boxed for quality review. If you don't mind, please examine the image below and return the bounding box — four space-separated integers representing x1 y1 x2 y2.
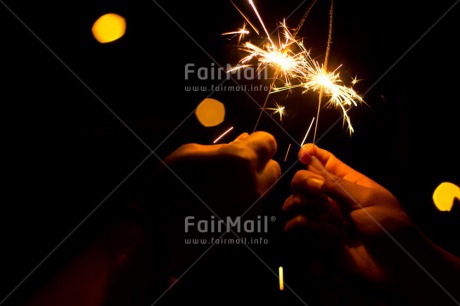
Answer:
351 75 360 86
249 0 274 45
300 62 364 134
284 143 292 162
232 21 310 87
213 126 234 144
222 22 250 44
230 0 259 35
265 102 286 121
272 61 364 134
225 0 364 135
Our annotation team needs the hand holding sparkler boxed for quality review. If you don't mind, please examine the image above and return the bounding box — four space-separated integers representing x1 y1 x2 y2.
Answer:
281 144 460 304
157 131 281 274
162 131 281 214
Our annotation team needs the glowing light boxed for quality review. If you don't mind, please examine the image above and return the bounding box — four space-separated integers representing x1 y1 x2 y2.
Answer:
225 1 364 135
92 13 126 44
279 266 284 291
222 23 250 44
195 98 226 127
230 0 259 35
213 126 234 144
351 76 360 85
299 63 365 135
433 182 460 212
230 21 310 87
265 102 286 121
284 143 292 162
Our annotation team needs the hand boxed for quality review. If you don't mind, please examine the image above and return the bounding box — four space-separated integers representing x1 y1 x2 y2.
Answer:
161 131 281 217
155 131 281 277
282 144 460 304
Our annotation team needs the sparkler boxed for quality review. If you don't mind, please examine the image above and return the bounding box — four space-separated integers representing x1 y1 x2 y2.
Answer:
225 0 364 140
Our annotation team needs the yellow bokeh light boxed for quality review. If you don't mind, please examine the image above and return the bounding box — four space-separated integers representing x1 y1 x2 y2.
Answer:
92 13 126 44
279 266 284 291
195 98 225 127
432 182 460 212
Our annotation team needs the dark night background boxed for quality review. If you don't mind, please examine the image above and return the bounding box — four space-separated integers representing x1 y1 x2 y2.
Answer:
1 0 459 305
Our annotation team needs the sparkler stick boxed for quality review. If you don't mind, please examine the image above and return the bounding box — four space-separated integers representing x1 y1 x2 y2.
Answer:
300 117 316 147
253 80 278 132
247 0 288 132
293 0 318 37
252 0 317 132
312 0 334 145
230 0 260 35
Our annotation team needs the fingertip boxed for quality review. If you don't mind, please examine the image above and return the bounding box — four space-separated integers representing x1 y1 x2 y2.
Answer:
253 131 277 152
306 176 325 193
283 215 309 233
271 159 282 178
234 132 249 142
245 131 278 164
298 143 316 165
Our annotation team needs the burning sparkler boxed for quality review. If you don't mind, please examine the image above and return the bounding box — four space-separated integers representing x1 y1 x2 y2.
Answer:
224 0 364 138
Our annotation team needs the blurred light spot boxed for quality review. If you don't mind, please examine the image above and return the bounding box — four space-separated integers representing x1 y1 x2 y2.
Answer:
279 266 284 291
433 182 460 212
92 13 126 43
195 98 225 127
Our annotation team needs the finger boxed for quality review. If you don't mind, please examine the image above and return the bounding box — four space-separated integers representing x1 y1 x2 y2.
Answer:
284 215 309 233
231 132 250 143
313 163 379 211
241 131 278 169
298 143 355 178
297 144 386 211
290 169 325 196
284 214 338 236
282 193 329 219
257 159 281 194
282 194 303 214
284 214 343 252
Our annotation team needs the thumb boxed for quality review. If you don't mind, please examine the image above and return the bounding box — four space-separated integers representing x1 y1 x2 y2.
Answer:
232 132 249 142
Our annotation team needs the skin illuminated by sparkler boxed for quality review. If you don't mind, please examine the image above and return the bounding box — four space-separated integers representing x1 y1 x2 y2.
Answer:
225 0 364 135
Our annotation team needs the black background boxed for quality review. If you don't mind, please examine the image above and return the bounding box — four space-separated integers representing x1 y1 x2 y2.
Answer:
1 0 459 304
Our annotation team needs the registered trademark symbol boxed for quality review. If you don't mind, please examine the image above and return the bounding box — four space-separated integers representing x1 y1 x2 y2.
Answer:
270 216 276 222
